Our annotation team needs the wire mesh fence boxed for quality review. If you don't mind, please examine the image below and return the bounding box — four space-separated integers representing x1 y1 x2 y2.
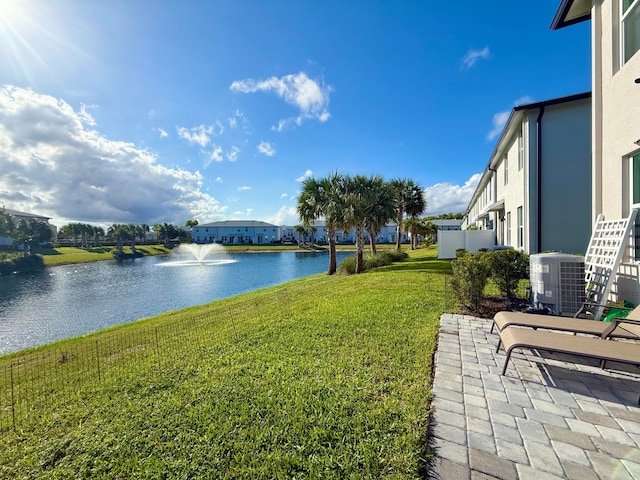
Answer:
0 273 456 433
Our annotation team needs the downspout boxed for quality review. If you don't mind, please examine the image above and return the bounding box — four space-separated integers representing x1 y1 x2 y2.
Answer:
488 166 497 245
536 106 545 253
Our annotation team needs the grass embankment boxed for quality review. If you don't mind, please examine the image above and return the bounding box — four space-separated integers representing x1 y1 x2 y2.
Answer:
0 247 452 479
39 245 173 266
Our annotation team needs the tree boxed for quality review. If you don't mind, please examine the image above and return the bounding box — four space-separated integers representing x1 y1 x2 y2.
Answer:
14 218 52 256
185 219 198 229
297 173 347 275
404 217 422 250
126 224 138 253
363 177 395 255
137 224 150 245
107 224 128 255
294 225 306 246
92 226 105 247
390 179 426 250
0 211 15 240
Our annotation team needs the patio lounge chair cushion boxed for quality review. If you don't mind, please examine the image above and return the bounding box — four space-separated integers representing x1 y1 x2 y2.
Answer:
492 309 640 340
499 326 640 375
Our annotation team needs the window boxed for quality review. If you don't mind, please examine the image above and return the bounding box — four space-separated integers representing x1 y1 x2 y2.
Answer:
518 129 524 171
622 0 640 64
503 156 508 185
517 206 524 249
506 212 511 245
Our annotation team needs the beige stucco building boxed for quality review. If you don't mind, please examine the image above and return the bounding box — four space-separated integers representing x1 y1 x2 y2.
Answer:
553 0 640 301
463 93 592 255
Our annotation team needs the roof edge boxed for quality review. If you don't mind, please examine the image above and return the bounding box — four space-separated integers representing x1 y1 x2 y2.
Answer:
551 0 591 30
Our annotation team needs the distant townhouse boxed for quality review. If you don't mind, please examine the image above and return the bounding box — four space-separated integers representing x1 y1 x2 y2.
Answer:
552 0 640 300
463 92 592 255
0 207 56 247
192 220 280 245
297 220 409 245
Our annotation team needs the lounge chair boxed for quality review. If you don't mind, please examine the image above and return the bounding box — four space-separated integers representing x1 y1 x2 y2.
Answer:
499 317 640 375
491 307 640 352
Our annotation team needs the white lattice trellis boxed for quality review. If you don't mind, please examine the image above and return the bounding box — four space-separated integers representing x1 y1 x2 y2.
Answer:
581 209 639 320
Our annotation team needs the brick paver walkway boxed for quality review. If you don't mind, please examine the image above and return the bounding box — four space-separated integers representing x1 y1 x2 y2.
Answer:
429 314 640 480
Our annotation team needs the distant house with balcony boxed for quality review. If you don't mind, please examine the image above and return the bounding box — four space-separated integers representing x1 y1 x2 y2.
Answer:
0 207 56 248
192 220 280 245
552 0 640 301
462 92 592 255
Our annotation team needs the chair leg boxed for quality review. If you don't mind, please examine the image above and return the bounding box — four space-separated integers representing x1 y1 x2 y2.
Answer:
490 323 495 334
495 339 502 353
501 350 512 375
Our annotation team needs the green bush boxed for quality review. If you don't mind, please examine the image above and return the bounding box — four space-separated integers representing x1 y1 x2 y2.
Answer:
450 252 490 312
0 254 45 275
487 249 529 299
339 250 409 274
339 255 357 274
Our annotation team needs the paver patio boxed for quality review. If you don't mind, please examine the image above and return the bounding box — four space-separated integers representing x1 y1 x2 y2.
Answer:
428 314 640 480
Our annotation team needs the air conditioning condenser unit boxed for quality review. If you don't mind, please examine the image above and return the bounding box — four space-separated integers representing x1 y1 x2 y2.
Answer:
530 253 585 317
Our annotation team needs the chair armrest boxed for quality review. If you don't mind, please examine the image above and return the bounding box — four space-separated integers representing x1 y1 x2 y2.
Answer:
601 316 640 339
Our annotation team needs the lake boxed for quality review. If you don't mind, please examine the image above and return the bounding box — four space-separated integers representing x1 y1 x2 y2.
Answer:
0 250 351 355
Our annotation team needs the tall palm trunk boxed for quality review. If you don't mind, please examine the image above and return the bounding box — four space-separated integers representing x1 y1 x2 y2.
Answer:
367 228 377 255
355 224 365 274
327 228 337 275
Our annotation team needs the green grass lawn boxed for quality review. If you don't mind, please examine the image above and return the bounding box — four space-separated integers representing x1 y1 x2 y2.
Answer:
39 245 173 265
0 247 453 479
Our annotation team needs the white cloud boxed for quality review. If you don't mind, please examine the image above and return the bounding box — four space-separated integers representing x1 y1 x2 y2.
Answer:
487 96 534 141
238 186 251 191
296 169 313 182
215 177 223 183
487 110 511 141
230 72 332 131
176 124 213 147
158 128 168 138
461 47 490 70
227 146 240 162
204 145 224 169
424 174 481 216
231 208 254 217
267 205 299 226
257 141 276 157
78 104 97 126
0 85 225 225
280 192 288 198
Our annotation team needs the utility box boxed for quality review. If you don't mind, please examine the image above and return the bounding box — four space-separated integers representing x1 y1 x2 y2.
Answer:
530 253 585 317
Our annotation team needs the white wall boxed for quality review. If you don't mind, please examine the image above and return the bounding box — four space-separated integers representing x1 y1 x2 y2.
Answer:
437 230 496 259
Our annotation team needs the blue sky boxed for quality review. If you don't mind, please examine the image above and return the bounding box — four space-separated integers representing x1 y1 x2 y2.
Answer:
0 0 590 228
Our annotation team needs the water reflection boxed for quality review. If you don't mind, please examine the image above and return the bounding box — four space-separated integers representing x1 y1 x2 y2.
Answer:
0 251 351 355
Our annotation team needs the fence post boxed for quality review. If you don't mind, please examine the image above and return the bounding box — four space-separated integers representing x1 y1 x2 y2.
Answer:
155 328 160 368
95 341 101 381
10 363 16 432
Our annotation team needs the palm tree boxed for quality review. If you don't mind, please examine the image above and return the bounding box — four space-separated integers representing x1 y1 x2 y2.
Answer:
390 179 427 250
363 177 395 255
92 226 105 247
341 174 370 273
297 173 347 275
14 218 52 256
137 224 150 245
294 225 306 246
107 224 127 255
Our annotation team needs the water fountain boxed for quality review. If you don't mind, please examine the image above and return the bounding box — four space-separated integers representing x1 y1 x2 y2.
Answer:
158 243 237 267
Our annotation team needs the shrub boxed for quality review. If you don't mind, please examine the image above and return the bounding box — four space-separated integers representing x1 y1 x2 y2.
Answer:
487 249 529 299
339 255 357 274
339 250 408 275
0 254 45 275
450 252 490 312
